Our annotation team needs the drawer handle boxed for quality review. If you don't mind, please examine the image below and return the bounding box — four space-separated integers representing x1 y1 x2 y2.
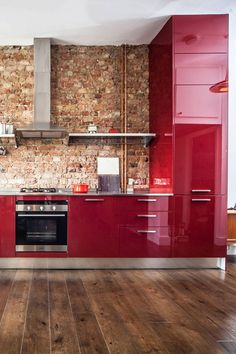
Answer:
164 133 173 137
191 199 211 202
137 214 157 218
191 189 211 193
84 199 105 202
137 199 157 202
137 230 157 234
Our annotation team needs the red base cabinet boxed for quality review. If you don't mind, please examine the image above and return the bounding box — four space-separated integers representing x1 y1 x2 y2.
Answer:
0 196 15 257
68 196 119 257
173 196 227 257
119 226 171 257
117 196 174 257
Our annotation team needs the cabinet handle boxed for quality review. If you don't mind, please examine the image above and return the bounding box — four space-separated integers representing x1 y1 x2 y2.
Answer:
84 199 105 202
177 112 182 115
164 133 173 137
137 199 157 202
137 230 157 234
191 189 211 193
191 199 211 202
137 214 157 218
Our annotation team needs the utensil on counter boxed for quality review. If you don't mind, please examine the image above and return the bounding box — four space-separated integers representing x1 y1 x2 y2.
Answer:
73 184 89 193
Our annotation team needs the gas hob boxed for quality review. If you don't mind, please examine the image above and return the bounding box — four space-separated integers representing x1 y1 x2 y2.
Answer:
20 187 57 193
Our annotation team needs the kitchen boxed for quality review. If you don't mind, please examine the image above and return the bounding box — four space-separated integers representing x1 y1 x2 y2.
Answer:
0 0 236 353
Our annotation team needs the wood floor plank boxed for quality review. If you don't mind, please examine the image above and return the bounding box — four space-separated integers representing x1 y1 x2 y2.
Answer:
21 270 50 354
119 270 228 354
142 269 235 342
81 270 170 353
65 271 110 354
0 270 32 354
48 270 81 354
0 270 16 322
166 269 236 340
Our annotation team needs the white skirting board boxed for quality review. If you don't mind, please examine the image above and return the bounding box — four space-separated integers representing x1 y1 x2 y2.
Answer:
0 257 226 270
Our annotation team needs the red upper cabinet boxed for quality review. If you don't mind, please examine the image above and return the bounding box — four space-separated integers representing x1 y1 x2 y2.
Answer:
175 53 227 85
174 53 227 124
173 15 228 54
68 196 119 257
0 196 15 257
174 124 227 195
175 85 224 124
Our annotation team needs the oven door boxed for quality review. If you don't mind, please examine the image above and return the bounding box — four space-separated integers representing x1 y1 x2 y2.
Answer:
16 212 67 252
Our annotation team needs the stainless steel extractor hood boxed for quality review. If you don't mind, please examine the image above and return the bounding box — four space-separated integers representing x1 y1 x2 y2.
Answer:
17 38 66 138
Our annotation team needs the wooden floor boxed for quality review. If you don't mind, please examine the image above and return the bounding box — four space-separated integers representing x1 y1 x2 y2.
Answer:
0 260 236 354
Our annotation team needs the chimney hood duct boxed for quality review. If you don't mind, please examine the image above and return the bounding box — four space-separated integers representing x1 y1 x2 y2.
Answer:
17 38 66 138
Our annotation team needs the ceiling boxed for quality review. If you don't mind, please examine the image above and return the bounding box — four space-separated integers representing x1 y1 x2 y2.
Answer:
0 0 235 46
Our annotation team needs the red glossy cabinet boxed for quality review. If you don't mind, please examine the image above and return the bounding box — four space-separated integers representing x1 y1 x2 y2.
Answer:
117 196 174 257
173 195 227 257
119 226 171 257
174 124 226 195
68 196 119 257
174 53 227 124
175 85 224 124
149 18 173 192
149 14 228 260
173 15 228 54
0 196 15 257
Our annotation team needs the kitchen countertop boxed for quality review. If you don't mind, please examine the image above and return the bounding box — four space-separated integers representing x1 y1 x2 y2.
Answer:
0 189 173 197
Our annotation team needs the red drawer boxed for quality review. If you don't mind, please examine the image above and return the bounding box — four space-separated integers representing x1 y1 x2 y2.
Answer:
119 226 171 257
116 196 171 212
119 211 171 228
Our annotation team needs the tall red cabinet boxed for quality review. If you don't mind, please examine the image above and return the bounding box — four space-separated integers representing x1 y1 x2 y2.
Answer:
149 15 228 258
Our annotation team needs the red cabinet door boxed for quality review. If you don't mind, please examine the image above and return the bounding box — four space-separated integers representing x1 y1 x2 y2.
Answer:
175 85 224 124
68 197 118 257
119 226 171 257
0 196 15 257
175 53 227 85
173 195 227 257
173 15 228 54
174 124 226 195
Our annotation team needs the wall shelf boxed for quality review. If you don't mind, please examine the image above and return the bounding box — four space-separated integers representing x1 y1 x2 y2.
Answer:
0 134 17 148
67 133 156 147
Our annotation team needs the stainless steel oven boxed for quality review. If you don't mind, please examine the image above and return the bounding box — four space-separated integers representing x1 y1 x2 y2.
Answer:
16 200 68 252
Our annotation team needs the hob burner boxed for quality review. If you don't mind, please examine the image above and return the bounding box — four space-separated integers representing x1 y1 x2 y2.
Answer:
20 187 57 193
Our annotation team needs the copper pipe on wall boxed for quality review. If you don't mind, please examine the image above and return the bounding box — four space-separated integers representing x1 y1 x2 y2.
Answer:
120 44 128 193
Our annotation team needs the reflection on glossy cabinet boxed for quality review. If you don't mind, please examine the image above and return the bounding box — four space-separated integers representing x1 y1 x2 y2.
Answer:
175 53 227 85
68 197 119 257
173 15 228 53
119 226 171 257
0 196 15 257
173 195 227 257
174 124 226 195
175 85 224 124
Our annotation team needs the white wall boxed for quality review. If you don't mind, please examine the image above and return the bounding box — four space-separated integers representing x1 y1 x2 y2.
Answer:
228 12 236 207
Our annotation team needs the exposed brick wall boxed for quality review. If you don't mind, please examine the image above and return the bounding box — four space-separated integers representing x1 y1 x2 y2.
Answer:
0 45 149 189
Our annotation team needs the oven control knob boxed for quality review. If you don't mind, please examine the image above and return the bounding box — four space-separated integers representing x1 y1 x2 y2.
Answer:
39 206 44 211
27 206 31 211
52 206 57 211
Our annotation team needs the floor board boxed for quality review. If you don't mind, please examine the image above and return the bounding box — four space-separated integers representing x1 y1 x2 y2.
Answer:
0 260 235 353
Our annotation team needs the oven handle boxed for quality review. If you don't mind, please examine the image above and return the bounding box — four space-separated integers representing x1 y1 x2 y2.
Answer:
17 214 66 217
